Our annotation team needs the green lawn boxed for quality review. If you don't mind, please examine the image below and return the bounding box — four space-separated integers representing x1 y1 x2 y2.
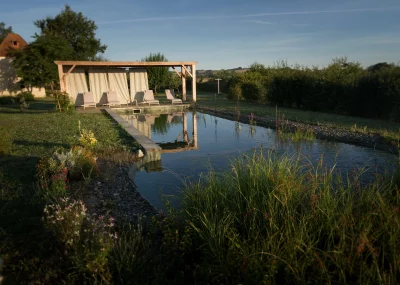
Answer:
195 91 400 142
0 98 138 187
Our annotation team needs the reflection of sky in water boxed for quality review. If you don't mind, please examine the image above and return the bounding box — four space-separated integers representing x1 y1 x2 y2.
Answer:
127 112 398 210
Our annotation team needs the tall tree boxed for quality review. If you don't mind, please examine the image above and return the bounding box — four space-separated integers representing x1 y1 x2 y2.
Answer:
142 52 169 93
0 22 13 43
12 35 74 90
12 5 106 89
34 5 106 60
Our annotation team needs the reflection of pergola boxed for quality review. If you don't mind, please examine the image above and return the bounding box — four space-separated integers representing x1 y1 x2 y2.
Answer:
161 113 198 153
122 112 198 153
54 61 198 101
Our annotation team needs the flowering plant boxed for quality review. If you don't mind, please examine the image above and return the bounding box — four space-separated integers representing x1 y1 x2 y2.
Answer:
43 198 117 280
36 157 69 200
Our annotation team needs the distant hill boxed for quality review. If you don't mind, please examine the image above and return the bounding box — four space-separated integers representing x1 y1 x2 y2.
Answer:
197 67 249 77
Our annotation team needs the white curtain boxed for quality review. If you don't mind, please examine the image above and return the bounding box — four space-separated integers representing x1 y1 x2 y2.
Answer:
108 68 129 104
129 69 149 103
64 67 88 106
89 68 109 104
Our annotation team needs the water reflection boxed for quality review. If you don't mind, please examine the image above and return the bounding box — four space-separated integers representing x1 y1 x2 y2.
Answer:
118 111 398 210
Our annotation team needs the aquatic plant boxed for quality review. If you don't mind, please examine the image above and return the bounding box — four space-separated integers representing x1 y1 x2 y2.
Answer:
180 151 400 284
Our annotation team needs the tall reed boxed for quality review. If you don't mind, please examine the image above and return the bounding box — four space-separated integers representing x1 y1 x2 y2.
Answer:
181 150 400 284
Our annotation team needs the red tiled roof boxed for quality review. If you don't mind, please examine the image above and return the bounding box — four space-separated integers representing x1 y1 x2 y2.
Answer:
0 33 28 57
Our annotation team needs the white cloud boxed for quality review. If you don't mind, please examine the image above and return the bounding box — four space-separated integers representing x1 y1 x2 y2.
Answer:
97 6 400 25
246 20 274 25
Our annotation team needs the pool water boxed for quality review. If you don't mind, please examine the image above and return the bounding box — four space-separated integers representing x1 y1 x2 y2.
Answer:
119 111 398 210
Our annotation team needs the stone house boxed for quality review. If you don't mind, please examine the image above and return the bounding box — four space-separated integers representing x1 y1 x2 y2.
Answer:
0 33 45 97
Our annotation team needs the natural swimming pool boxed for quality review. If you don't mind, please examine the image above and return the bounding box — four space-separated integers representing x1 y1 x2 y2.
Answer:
118 111 398 210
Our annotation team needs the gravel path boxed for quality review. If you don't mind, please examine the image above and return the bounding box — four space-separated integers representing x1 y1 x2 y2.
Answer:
80 159 158 223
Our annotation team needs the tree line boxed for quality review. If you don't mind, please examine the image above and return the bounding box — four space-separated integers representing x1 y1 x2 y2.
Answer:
207 58 400 121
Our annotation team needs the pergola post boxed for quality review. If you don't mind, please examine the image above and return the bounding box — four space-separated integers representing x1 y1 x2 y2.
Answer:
57 64 65 92
183 113 188 142
192 112 198 147
181 66 187 101
191 64 196 102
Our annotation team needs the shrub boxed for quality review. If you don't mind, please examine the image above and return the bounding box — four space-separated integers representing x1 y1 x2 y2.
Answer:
0 129 12 155
241 81 265 102
0 96 16 105
43 198 86 247
53 146 98 181
36 157 69 200
54 91 72 112
79 129 98 149
43 198 116 282
16 91 35 102
227 83 243 101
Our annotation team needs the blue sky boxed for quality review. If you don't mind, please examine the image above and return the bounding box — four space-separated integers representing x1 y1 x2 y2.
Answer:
1 0 399 69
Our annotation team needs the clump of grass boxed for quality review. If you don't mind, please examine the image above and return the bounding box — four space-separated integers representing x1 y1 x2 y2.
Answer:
180 150 400 284
277 127 316 142
0 129 12 155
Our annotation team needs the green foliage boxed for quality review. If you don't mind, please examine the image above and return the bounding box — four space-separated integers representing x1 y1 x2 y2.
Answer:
180 151 400 284
0 96 16 105
167 72 181 90
241 81 265 101
54 91 71 112
12 5 106 88
36 157 69 201
0 22 12 43
79 128 98 149
53 146 98 181
0 129 12 155
11 35 74 88
43 198 116 282
16 91 35 102
34 5 106 61
227 83 242 101
142 52 169 93
224 57 400 120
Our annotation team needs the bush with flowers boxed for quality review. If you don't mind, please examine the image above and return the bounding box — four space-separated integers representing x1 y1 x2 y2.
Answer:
53 146 98 181
36 157 69 200
43 198 117 282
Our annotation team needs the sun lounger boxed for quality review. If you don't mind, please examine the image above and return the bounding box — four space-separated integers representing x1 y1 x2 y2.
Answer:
82 92 97 110
106 90 121 108
141 90 160 106
165 89 183 104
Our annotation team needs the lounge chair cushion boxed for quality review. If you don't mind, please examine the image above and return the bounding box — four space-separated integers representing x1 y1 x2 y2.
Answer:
165 89 183 104
83 92 96 109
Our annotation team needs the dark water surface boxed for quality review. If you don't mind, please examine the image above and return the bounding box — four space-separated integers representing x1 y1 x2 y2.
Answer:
119 111 398 210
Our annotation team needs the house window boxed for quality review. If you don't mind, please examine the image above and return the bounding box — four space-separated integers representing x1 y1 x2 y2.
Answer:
13 41 18 46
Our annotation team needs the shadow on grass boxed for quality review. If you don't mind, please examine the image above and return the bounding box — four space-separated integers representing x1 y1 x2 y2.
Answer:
0 99 56 114
13 139 70 150
0 155 40 186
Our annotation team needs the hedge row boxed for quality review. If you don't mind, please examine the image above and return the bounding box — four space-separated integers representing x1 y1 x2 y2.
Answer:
223 59 400 120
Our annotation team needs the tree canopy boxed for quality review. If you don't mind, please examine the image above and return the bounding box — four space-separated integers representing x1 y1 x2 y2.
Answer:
142 52 169 93
34 5 106 60
0 22 13 43
12 5 106 89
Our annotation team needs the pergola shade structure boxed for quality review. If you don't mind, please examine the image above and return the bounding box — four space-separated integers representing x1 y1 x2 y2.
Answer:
54 61 197 105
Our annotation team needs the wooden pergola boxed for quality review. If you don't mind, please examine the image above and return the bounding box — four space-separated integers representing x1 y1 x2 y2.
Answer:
54 61 198 101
